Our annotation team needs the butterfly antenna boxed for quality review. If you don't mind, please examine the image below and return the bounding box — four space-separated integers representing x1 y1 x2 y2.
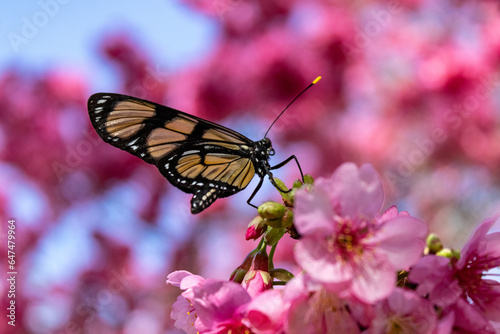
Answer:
264 76 322 138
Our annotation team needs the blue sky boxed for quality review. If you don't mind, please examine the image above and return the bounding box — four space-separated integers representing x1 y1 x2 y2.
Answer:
0 0 218 89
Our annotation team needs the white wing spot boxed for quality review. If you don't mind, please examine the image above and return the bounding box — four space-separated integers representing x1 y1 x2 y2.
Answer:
183 150 200 156
127 138 139 146
97 99 107 104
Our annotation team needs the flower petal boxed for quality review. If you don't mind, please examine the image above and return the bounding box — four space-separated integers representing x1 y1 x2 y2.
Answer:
408 255 461 308
294 185 335 236
192 280 251 330
458 215 498 269
246 289 286 332
170 295 199 334
180 274 206 290
166 270 194 287
295 237 352 286
350 259 395 303
326 163 384 217
451 299 497 334
368 216 428 269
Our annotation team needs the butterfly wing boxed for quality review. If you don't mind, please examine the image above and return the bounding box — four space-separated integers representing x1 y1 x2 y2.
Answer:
88 93 258 213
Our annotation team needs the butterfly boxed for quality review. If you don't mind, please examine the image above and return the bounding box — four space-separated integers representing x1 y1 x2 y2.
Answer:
88 77 321 214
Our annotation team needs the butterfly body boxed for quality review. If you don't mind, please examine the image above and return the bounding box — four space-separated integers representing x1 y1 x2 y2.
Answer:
88 93 278 214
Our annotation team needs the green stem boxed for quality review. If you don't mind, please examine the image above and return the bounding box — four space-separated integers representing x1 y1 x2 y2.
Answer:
256 235 266 251
268 242 277 270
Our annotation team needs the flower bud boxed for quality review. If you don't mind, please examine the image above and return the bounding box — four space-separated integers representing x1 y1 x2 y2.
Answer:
242 248 272 297
292 179 303 189
246 216 267 240
281 208 294 228
436 248 460 260
229 248 258 283
303 174 314 184
262 208 293 229
258 201 285 221
426 233 443 254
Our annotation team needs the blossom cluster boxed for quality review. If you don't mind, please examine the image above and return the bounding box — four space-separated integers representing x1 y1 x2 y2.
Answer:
168 163 500 333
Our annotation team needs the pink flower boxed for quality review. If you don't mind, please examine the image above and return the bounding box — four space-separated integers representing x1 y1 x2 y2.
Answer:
410 215 500 325
168 270 282 333
283 274 360 334
409 216 500 333
368 288 437 334
445 299 496 334
166 270 206 334
191 280 253 333
407 254 462 308
294 163 428 303
245 289 287 333
455 216 500 320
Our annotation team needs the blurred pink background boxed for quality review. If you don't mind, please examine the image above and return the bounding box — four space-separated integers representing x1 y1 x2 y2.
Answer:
1 0 500 333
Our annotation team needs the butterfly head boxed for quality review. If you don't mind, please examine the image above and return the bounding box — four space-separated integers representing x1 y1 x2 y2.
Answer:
259 137 274 155
253 137 274 177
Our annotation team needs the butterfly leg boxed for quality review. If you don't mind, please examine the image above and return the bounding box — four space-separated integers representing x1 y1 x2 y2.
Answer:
246 176 265 209
269 155 304 194
270 155 304 180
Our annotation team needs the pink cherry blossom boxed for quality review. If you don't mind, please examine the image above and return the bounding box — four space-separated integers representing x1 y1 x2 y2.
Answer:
191 280 253 333
294 163 428 303
445 299 497 334
166 270 206 334
409 216 500 331
245 289 287 334
368 288 437 334
408 254 462 308
455 216 500 321
283 274 360 334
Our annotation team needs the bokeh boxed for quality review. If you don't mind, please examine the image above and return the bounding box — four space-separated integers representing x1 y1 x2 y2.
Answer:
1 0 500 333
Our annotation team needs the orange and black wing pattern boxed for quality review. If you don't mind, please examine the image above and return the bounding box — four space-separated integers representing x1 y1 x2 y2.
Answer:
88 93 260 213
